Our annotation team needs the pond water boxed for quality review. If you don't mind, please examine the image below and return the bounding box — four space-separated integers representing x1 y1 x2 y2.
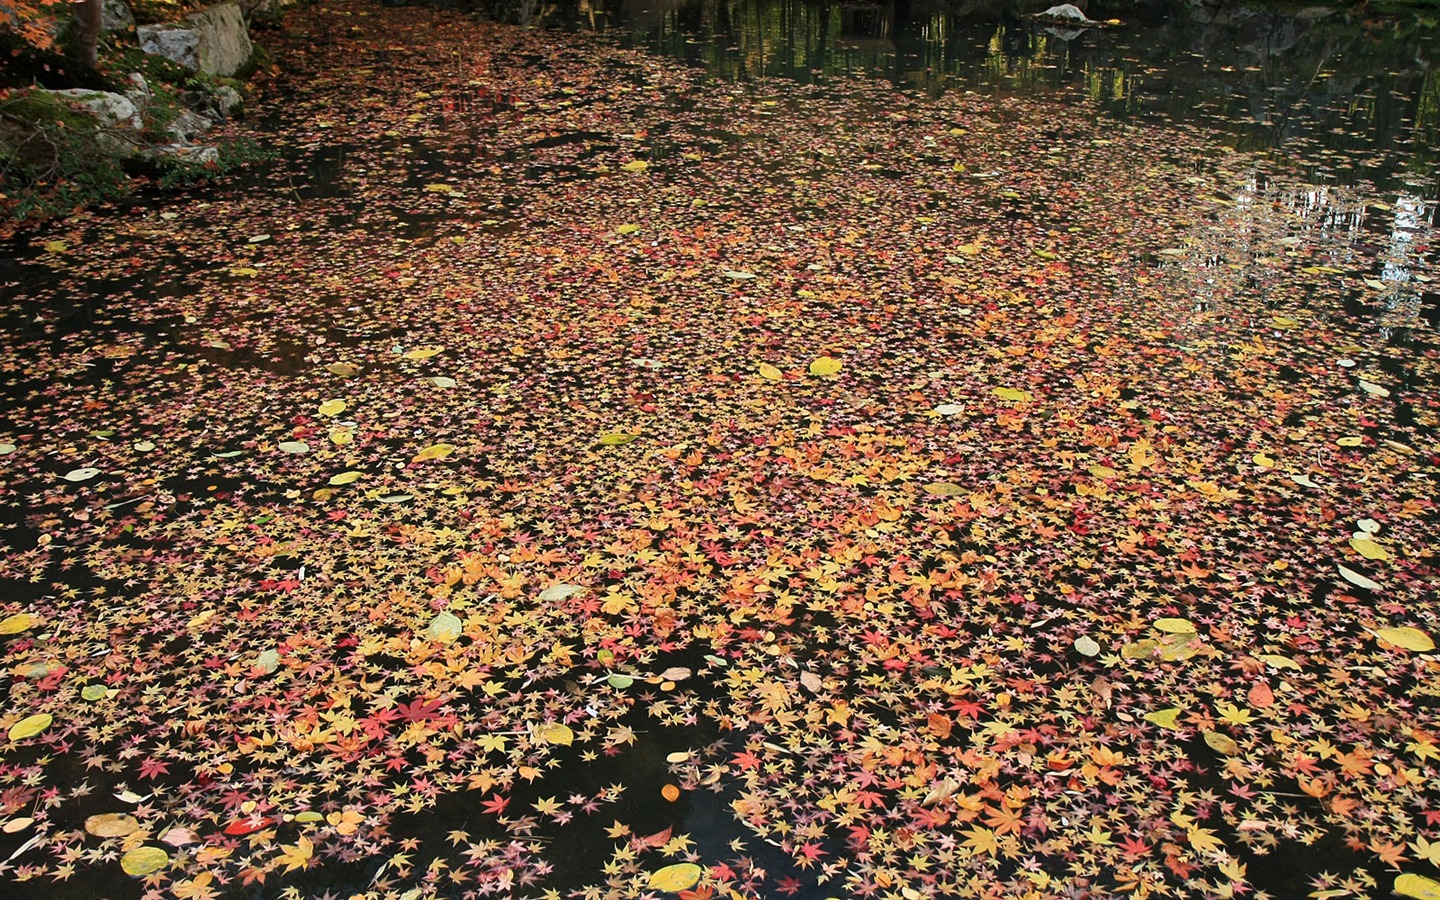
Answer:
0 2 1439 900
560 0 1440 194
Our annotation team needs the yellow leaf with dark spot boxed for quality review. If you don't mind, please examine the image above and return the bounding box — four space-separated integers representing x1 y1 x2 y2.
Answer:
120 846 169 876
85 813 140 837
647 862 702 893
413 443 455 463
809 357 842 376
1204 732 1239 755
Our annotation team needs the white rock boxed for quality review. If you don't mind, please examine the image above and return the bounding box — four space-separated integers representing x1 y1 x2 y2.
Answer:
138 3 253 77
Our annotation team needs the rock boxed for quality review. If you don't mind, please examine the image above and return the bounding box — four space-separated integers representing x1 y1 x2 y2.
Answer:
212 86 243 119
142 143 221 166
165 108 214 142
184 85 244 120
44 89 140 130
101 0 135 32
137 23 202 70
29 89 142 157
138 3 253 77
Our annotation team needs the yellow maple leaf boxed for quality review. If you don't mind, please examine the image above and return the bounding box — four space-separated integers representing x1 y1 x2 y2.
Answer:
1187 826 1224 854
1216 702 1253 726
961 825 999 857
276 835 313 872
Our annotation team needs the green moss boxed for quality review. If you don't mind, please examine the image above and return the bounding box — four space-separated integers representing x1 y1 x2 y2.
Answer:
0 93 95 130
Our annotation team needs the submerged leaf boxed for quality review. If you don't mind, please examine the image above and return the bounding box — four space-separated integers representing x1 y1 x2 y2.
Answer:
425 611 464 644
85 813 140 838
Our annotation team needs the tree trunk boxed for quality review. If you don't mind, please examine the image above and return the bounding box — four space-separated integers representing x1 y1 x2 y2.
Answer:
71 0 103 72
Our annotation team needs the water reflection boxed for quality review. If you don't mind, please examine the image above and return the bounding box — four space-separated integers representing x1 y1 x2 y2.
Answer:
533 0 1439 193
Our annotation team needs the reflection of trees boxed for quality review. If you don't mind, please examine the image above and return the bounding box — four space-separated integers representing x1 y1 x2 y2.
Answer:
554 0 1437 188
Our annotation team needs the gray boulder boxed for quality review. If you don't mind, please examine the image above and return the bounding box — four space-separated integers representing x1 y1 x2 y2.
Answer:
102 0 135 32
45 89 140 130
31 89 142 156
165 108 215 142
143 143 221 166
138 3 253 77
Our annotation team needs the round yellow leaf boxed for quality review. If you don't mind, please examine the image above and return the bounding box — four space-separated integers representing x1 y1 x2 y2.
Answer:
325 362 360 376
1397 873 1440 900
758 363 783 381
85 813 140 838
0 613 35 635
318 399 347 417
1351 537 1390 561
621 160 649 172
329 471 363 486
1088 465 1118 479
120 845 169 876
809 357 842 376
993 387 1035 402
413 443 456 463
1203 731 1239 755
924 482 966 497
1143 708 1181 730
1336 436 1364 447
1372 626 1435 653
8 712 53 741
1252 452 1275 468
598 432 639 446
403 346 444 360
1152 617 1196 634
536 722 574 746
647 862 702 893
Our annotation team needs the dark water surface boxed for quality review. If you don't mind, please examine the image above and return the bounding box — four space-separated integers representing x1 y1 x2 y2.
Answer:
564 0 1440 194
0 3 1438 900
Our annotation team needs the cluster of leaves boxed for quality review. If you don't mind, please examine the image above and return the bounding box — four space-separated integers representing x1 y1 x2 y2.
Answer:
0 1 1437 899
